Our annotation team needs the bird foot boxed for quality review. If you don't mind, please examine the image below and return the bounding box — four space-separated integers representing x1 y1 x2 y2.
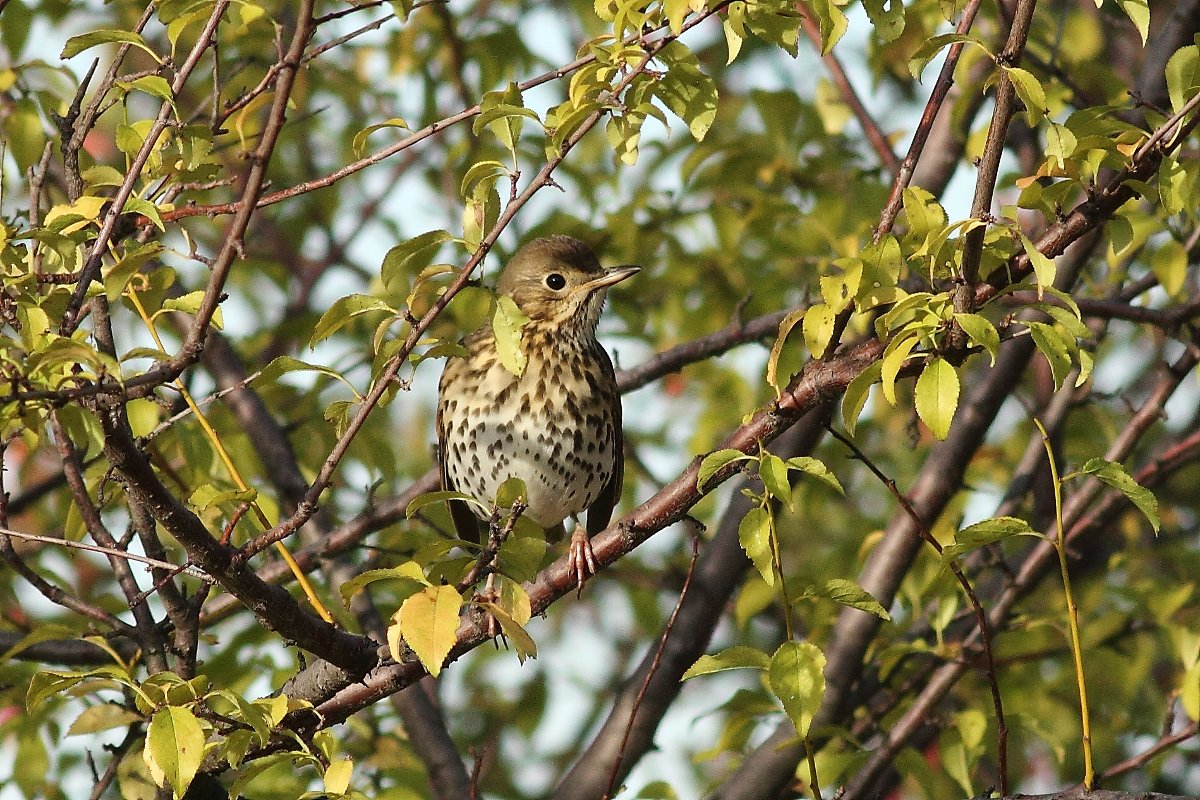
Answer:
567 529 598 597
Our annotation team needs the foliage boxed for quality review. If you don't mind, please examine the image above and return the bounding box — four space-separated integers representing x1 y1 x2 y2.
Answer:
1 0 1199 798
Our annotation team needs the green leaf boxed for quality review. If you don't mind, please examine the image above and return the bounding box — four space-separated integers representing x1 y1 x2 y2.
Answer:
380 229 453 286
27 669 88 708
309 294 395 347
1078 458 1160 534
187 484 257 512
806 578 890 620
493 476 528 509
914 357 959 440
1006 66 1047 127
160 291 207 316
0 623 76 666
842 361 881 436
144 706 206 798
474 84 538 157
880 333 921 405
1181 661 1200 722
697 448 754 490
682 645 771 680
806 0 847 53
460 159 509 199
393 584 464 677
768 641 825 737
1158 155 1189 218
759 451 792 509
941 516 1041 561
954 313 999 365
497 532 547 583
1045 122 1077 171
862 0 905 43
785 456 844 495
802 302 835 357
405 490 485 519
68 703 143 735
61 29 160 62
1115 0 1149 45
338 563 429 609
104 241 162 302
1150 238 1187 298
738 506 775 586
351 117 410 156
656 41 718 141
766 307 806 398
492 294 530 376
258 355 360 399
122 75 174 106
124 197 165 232
1020 233 1056 297
1165 45 1200 115
907 33 986 79
462 184 500 251
1025 321 1073 388
4 98 45 171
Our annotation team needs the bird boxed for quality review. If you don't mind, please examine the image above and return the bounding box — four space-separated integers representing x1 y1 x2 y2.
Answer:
436 235 638 590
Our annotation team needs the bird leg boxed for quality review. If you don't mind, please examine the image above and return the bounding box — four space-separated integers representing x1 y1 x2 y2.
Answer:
567 527 598 597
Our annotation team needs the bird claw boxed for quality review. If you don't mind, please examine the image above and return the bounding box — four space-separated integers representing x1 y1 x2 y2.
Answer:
568 529 597 597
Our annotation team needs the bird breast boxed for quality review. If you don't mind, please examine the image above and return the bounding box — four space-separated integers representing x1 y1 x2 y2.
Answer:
439 330 618 529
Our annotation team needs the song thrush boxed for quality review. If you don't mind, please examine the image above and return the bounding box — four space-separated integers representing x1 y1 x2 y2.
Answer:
437 235 638 589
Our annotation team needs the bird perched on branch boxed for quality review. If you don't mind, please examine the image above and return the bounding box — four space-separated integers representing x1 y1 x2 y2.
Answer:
437 235 638 590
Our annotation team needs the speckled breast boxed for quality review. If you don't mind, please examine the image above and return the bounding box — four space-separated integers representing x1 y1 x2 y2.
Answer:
439 337 618 529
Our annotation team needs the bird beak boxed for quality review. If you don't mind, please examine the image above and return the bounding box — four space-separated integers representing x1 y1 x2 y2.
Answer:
579 265 640 293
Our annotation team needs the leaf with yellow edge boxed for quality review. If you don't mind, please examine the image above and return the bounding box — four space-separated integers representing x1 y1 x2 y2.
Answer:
393 584 463 676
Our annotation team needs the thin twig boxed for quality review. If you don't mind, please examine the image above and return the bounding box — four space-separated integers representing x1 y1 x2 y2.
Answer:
0 526 211 579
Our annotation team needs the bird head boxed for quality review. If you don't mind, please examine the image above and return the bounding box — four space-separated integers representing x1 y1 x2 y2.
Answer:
496 235 639 331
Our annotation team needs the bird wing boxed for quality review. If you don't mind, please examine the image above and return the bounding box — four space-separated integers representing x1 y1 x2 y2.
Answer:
587 349 622 536
437 363 483 544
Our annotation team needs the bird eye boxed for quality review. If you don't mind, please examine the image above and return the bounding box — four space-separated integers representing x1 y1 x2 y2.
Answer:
545 273 566 290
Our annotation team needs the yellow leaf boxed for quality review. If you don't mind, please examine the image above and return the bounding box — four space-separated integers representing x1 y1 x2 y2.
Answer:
395 584 463 677
324 758 353 795
143 706 205 797
915 357 959 440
